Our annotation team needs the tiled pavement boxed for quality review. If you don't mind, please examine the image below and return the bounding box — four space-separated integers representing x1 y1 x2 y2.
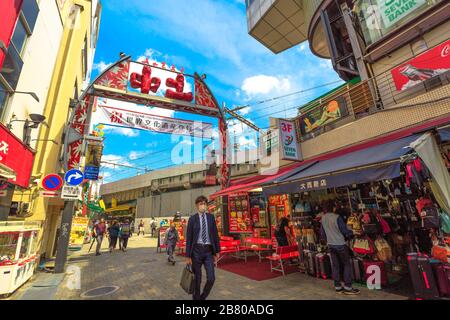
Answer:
46 235 408 300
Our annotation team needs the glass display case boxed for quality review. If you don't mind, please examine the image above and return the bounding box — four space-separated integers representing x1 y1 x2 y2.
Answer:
0 221 40 296
0 233 19 265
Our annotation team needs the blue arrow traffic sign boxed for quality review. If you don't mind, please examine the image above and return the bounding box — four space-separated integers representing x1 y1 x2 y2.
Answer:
64 169 84 186
42 174 63 191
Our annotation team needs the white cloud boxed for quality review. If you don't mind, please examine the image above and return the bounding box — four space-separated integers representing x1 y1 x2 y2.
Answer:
241 75 291 97
101 154 133 169
128 150 149 160
239 136 256 148
103 126 140 137
93 61 111 73
297 43 308 53
238 106 251 115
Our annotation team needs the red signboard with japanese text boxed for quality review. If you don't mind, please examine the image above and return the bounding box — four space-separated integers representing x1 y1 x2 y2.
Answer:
391 39 450 91
0 123 34 188
228 193 252 234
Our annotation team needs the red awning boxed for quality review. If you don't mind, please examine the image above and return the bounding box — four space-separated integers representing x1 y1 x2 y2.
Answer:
210 115 450 200
209 162 304 199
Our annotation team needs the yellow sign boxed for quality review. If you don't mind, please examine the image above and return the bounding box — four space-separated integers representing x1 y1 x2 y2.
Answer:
69 217 89 247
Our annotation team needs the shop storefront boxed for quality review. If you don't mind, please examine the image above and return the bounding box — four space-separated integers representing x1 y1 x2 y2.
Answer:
261 127 450 294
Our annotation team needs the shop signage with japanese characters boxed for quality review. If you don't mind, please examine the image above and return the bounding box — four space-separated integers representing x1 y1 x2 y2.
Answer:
299 179 328 191
61 185 82 200
84 136 103 180
98 105 212 138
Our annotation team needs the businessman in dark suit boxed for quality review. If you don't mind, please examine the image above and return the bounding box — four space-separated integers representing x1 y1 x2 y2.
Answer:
185 195 220 300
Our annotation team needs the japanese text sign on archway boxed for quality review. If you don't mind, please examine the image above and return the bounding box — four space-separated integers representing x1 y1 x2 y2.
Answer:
64 55 231 188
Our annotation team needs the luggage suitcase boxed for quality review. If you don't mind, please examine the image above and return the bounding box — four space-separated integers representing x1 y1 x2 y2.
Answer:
363 260 387 287
304 250 316 277
430 260 450 297
351 257 364 283
314 253 321 279
407 253 440 300
317 253 332 279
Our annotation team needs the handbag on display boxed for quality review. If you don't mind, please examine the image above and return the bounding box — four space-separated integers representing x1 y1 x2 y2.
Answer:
180 264 195 294
374 236 393 262
420 206 440 229
347 215 362 235
352 237 375 255
376 213 392 234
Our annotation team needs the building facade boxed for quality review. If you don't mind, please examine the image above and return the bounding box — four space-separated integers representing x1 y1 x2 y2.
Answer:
1 0 102 259
247 0 449 163
0 0 62 222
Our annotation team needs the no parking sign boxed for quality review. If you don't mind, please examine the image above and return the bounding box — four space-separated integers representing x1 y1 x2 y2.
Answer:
42 174 63 191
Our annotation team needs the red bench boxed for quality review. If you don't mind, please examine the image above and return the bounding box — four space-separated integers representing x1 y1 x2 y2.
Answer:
216 240 243 265
266 245 299 276
240 238 273 262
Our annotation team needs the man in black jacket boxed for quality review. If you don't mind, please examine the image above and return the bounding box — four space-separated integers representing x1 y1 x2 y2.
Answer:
185 195 220 300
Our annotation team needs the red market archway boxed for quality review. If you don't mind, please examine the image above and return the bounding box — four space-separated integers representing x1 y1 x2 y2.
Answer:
63 55 230 188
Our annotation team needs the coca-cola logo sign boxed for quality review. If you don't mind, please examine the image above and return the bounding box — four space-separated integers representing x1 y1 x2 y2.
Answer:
391 39 450 91
441 45 450 58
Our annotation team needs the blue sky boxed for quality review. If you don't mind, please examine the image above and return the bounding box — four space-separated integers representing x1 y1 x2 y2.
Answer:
91 0 343 183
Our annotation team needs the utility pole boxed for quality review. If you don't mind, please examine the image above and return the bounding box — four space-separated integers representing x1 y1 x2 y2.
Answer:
54 200 75 273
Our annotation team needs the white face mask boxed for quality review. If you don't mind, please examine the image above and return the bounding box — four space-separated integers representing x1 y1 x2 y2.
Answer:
198 204 207 213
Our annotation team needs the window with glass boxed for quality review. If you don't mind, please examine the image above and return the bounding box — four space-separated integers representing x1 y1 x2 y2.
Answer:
0 233 19 264
19 232 32 259
21 0 40 33
0 82 10 120
355 0 441 46
11 18 28 55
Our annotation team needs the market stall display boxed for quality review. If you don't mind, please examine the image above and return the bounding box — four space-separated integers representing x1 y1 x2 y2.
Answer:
228 193 252 234
0 222 40 296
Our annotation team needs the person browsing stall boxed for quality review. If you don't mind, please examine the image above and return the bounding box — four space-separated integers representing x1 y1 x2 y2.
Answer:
185 195 220 300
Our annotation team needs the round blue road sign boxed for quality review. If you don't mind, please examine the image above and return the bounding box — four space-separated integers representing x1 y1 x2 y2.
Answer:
42 174 63 191
64 169 84 186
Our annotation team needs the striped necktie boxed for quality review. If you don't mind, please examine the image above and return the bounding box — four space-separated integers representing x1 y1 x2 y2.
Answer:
201 214 208 244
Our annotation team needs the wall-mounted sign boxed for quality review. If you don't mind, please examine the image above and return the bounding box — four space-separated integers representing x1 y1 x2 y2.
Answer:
378 0 427 28
84 136 103 180
61 185 82 200
97 105 213 138
391 39 450 91
297 96 349 136
0 124 35 188
278 119 302 161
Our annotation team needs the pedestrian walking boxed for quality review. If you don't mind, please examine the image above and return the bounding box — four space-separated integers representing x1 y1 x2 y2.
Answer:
164 222 179 264
150 218 157 238
185 195 220 301
274 214 290 247
94 218 107 256
320 200 360 295
138 220 145 236
108 220 120 253
119 219 131 252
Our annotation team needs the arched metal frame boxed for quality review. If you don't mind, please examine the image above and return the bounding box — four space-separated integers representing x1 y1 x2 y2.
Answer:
63 55 231 188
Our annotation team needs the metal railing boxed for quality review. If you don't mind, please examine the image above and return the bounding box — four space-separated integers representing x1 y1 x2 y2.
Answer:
296 67 450 141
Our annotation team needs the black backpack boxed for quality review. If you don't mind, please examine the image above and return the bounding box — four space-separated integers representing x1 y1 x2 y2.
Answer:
421 206 440 229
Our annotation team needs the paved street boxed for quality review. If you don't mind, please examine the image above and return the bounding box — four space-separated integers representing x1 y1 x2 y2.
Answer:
44 235 408 300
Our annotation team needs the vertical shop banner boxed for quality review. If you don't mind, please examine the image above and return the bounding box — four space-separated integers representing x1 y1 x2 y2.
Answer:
278 119 302 161
98 105 212 138
377 0 427 28
297 97 348 136
69 217 89 248
228 193 252 233
84 136 103 180
391 39 450 91
259 127 281 175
